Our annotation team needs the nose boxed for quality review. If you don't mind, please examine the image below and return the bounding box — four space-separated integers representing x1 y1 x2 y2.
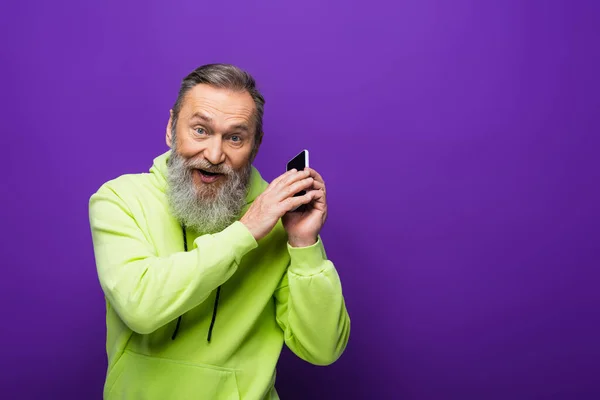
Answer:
203 136 226 165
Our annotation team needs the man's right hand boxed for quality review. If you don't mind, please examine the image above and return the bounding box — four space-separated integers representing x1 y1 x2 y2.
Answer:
240 168 317 242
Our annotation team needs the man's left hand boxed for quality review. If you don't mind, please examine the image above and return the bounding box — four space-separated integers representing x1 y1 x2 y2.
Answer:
282 168 328 247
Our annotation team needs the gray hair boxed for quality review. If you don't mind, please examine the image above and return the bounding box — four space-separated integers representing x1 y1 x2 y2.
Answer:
171 63 266 158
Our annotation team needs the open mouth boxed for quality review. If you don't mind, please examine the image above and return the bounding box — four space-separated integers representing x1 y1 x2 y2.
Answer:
197 169 224 183
199 169 221 176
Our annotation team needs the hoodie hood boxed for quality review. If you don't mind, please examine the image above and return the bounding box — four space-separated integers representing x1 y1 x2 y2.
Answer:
148 150 268 206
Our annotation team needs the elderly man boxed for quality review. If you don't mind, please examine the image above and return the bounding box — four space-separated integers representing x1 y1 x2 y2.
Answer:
88 63 350 399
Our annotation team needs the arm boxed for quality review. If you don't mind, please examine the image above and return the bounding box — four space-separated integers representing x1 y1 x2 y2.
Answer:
88 185 257 334
274 238 351 366
239 167 349 363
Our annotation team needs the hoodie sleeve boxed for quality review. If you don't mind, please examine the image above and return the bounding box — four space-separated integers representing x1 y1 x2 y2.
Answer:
274 238 351 366
88 184 257 335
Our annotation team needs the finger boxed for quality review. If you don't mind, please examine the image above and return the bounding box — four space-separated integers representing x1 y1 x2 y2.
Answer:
278 177 314 201
308 188 327 211
311 179 326 194
282 190 316 212
268 168 300 191
277 168 311 190
306 168 325 185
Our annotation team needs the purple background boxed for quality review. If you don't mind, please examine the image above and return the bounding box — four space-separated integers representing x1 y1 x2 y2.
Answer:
1 0 599 398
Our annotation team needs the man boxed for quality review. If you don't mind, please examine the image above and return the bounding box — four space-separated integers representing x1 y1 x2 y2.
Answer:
88 63 350 399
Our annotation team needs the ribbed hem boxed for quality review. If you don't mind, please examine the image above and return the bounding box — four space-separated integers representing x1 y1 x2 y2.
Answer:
287 237 328 276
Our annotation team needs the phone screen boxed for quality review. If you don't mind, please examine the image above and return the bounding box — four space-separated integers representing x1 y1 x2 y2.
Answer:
286 150 308 197
286 150 307 172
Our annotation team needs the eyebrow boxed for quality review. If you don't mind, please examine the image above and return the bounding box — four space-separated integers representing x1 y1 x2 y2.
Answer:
189 112 251 133
189 112 212 123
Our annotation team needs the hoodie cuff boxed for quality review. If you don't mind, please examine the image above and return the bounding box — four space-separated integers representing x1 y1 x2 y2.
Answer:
287 237 329 276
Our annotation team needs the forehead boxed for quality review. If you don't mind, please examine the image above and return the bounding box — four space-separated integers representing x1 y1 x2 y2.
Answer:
180 84 255 124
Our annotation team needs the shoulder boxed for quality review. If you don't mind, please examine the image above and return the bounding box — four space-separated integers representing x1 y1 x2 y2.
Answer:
91 172 150 198
90 151 170 203
89 172 159 215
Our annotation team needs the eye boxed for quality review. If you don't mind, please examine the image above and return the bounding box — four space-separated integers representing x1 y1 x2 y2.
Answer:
195 128 206 135
230 135 241 142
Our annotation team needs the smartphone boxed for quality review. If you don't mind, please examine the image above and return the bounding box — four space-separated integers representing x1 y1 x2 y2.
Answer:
286 149 310 197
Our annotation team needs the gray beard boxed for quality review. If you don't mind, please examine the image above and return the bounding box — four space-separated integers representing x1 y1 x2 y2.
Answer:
166 150 251 234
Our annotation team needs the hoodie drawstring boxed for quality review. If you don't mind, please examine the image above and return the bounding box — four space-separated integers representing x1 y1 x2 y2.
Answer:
207 286 221 342
171 225 221 342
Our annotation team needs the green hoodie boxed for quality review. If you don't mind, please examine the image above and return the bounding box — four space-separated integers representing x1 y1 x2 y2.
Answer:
88 151 350 399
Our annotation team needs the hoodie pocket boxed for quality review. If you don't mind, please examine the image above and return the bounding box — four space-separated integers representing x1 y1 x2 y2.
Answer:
105 350 240 400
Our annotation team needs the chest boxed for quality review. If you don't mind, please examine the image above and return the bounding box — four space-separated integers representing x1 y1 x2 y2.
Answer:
133 194 290 294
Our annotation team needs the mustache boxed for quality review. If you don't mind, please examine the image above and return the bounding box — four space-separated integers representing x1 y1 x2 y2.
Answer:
184 158 233 175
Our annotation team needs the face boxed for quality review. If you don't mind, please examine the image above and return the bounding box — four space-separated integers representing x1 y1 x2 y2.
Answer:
165 84 257 233
168 84 256 184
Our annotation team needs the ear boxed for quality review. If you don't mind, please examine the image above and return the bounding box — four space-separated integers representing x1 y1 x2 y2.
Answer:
166 109 174 148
